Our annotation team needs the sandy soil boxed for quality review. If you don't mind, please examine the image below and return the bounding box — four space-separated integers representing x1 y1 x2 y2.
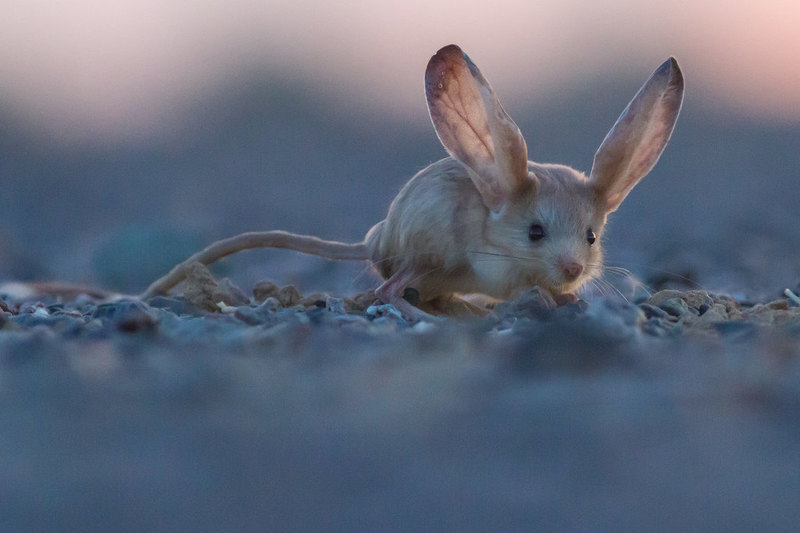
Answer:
1 280 799 532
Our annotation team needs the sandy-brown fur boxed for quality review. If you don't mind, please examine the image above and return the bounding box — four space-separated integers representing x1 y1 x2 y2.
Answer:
366 159 608 304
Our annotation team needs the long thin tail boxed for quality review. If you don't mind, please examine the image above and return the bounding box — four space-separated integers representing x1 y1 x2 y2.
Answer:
140 230 368 299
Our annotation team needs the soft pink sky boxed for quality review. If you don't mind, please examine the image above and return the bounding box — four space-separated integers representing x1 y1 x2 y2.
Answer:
2 0 799 142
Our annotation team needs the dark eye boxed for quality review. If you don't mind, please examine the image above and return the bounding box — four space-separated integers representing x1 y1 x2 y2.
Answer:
528 223 546 242
586 229 596 245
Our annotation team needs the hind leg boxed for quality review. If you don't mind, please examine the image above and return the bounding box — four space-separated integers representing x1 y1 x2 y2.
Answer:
374 269 435 321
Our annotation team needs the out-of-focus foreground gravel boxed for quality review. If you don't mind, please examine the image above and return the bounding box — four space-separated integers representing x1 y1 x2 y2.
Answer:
1 274 800 532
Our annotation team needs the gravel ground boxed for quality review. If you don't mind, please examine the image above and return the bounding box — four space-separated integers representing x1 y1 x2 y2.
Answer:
2 271 800 532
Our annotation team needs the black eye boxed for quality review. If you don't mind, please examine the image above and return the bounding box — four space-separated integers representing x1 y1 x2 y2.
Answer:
586 229 596 245
528 223 546 242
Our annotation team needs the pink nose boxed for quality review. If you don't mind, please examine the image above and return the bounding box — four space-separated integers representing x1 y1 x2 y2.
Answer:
559 261 583 281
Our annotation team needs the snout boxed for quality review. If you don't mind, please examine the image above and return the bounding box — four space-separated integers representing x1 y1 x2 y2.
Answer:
558 259 584 282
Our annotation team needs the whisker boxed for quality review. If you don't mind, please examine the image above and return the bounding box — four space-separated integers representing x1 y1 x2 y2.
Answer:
610 261 708 292
604 265 654 299
603 266 634 277
467 257 548 269
593 277 629 301
590 277 611 296
466 250 539 262
583 278 609 298
466 250 549 268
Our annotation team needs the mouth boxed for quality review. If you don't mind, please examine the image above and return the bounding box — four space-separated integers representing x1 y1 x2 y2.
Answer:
541 274 585 297
522 264 591 298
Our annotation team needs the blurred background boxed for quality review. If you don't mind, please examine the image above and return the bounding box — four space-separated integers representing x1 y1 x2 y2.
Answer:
1 0 798 299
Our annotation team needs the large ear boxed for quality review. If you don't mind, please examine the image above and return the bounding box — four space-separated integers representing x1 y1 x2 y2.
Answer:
425 44 530 213
590 57 684 213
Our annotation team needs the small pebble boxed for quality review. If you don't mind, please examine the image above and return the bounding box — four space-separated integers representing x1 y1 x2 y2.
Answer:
639 303 669 319
252 280 280 303
215 278 250 307
697 307 726 323
216 301 237 313
278 285 302 307
370 316 403 331
325 297 346 315
493 287 555 321
112 301 159 333
683 290 713 309
19 303 47 315
181 262 224 312
659 298 689 317
647 290 686 307
766 299 790 310
257 297 280 314
345 290 378 312
365 304 405 322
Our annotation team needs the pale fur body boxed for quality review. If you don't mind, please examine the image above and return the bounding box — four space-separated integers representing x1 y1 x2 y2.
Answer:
361 44 683 318
366 158 606 303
